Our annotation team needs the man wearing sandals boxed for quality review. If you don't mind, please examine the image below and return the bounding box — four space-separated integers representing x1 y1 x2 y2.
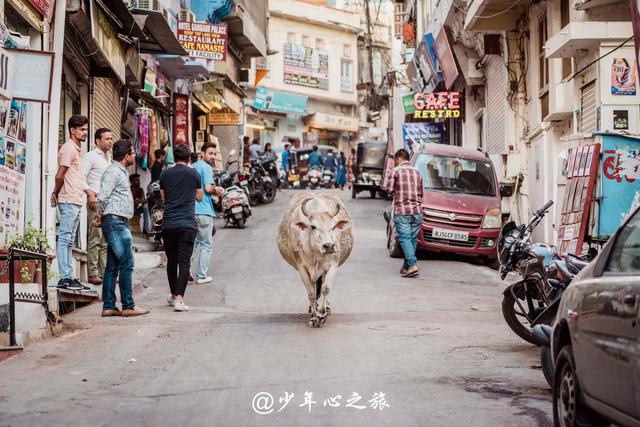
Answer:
389 149 423 278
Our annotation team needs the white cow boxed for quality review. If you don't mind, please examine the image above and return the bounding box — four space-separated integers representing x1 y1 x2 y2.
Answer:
277 193 354 327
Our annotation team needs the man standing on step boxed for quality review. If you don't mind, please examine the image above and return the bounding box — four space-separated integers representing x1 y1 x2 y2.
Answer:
50 115 93 291
92 139 149 317
83 128 113 285
191 143 224 285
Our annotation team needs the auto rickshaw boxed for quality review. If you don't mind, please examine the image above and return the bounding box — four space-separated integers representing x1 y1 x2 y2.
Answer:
352 141 387 199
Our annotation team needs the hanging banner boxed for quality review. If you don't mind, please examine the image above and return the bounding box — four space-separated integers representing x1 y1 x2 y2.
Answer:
610 58 638 95
177 21 228 61
283 43 329 90
27 0 56 22
402 123 445 153
173 94 189 146
599 135 640 239
434 28 459 90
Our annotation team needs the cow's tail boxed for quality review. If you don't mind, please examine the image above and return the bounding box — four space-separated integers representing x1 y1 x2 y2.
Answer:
315 276 323 300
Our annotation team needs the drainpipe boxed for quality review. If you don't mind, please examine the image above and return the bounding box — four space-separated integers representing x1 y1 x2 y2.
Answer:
44 0 66 250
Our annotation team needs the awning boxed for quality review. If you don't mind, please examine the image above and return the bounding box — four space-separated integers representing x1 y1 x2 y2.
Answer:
155 55 207 80
133 9 188 56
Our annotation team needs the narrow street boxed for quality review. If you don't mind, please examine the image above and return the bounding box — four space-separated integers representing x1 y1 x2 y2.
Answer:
0 191 552 426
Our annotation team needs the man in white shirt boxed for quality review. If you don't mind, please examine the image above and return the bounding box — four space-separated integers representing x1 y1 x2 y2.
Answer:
83 128 113 285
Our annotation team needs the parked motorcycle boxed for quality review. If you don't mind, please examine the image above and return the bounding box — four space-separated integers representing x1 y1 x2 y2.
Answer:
321 167 336 188
308 166 323 189
253 158 276 204
216 150 252 228
498 201 559 346
146 180 163 249
259 156 281 192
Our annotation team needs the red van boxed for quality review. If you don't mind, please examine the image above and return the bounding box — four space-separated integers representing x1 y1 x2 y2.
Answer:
386 144 508 264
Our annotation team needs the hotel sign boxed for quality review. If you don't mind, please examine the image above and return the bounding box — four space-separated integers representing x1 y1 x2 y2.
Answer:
413 91 461 119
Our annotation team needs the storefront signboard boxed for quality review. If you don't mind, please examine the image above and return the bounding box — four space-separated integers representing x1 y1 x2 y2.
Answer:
253 87 308 114
207 111 240 126
406 61 424 93
307 112 358 132
434 28 459 90
91 2 126 84
283 43 329 90
27 0 55 22
412 91 461 120
402 122 445 153
173 94 189 145
402 92 416 115
415 38 436 92
177 21 227 61
6 48 54 103
598 134 640 239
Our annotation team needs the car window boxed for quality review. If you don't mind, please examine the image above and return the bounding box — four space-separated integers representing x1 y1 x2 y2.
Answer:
605 209 640 274
414 153 497 196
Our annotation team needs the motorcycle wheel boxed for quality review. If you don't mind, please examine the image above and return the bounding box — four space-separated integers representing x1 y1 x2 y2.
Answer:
541 346 554 387
501 284 547 346
261 181 276 204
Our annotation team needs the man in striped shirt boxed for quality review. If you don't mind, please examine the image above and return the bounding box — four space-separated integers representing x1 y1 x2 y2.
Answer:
389 149 424 277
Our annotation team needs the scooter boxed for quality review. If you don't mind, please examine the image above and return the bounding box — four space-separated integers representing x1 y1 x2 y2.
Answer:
217 150 251 228
308 166 323 189
321 167 336 188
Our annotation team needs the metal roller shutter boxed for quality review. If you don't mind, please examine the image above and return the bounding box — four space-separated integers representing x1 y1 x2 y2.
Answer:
92 77 122 140
485 56 507 155
580 81 596 133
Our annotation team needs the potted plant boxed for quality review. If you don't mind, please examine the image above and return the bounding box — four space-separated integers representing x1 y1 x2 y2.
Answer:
0 224 53 284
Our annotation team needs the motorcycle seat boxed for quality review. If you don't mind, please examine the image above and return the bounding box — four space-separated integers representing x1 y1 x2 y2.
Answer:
555 260 574 280
565 254 589 274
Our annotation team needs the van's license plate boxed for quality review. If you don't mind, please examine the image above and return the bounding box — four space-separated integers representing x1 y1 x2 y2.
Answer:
432 228 469 242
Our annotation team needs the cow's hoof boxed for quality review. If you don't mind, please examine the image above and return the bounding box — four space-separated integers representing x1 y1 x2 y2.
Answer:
309 317 321 328
319 316 327 326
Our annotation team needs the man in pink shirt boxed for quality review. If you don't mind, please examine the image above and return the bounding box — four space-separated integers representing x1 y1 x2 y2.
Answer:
50 115 93 291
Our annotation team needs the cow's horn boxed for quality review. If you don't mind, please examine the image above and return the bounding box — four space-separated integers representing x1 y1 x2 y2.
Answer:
332 203 341 218
301 198 313 218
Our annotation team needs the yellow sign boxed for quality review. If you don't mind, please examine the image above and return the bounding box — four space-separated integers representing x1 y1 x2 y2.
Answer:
208 111 240 126
308 112 358 132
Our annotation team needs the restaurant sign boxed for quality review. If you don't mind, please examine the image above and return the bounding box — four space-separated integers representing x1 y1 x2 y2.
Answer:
413 91 461 120
177 21 227 61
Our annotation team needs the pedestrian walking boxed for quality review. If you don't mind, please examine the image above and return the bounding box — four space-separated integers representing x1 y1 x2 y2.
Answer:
160 144 203 311
151 149 165 182
336 151 347 190
191 143 223 284
83 127 113 285
389 149 423 278
93 139 149 317
50 115 93 291
281 143 292 189
347 147 356 187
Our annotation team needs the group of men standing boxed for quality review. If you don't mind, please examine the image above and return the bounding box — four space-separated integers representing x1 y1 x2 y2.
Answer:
51 114 223 317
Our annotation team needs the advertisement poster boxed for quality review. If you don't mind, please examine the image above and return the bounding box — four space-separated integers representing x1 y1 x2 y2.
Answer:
177 21 227 61
611 58 638 95
613 110 629 130
283 43 329 90
173 94 189 145
599 134 640 238
402 123 445 153
253 87 308 114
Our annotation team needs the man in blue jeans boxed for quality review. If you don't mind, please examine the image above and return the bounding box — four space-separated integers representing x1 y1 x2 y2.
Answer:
50 115 94 291
92 140 149 317
191 143 224 284
389 149 424 278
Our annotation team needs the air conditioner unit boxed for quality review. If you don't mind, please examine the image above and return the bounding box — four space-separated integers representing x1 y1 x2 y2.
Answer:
179 9 196 22
136 0 159 10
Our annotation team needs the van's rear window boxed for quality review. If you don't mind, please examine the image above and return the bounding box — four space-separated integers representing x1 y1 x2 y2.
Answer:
414 153 497 197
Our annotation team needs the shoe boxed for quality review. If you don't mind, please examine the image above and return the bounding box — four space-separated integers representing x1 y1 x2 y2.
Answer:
401 266 419 278
71 279 91 291
56 278 71 288
174 301 190 312
196 276 213 284
167 295 176 307
88 275 103 285
101 309 122 317
188 274 194 282
122 306 150 317
64 279 84 291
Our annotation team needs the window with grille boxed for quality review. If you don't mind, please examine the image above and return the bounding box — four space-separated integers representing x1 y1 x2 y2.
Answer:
580 81 597 132
302 35 310 48
316 39 325 50
394 3 403 37
287 32 295 44
538 15 549 120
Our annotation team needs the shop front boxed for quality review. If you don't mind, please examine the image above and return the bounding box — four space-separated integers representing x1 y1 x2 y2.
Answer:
305 112 358 153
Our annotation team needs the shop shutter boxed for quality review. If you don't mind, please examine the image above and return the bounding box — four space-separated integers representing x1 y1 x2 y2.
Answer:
92 77 122 140
212 125 241 169
580 81 597 133
485 55 507 154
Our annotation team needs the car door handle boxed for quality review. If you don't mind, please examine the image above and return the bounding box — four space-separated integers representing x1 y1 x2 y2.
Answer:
623 294 638 305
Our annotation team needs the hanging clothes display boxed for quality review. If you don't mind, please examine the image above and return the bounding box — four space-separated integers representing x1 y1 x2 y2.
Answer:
134 107 153 169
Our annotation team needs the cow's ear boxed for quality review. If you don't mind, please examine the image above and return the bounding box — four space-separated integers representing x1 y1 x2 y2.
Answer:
294 221 309 230
334 220 350 230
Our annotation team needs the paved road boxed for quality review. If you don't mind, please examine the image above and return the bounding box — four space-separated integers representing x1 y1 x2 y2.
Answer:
0 190 552 426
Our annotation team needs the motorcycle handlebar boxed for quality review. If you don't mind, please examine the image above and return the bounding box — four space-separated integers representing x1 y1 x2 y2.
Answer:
537 200 554 216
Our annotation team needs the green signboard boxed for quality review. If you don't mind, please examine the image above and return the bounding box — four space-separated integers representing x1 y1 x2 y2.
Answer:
402 93 416 114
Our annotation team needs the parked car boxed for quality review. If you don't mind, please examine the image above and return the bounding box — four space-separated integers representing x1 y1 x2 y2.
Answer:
385 144 508 263
352 141 387 199
551 204 640 427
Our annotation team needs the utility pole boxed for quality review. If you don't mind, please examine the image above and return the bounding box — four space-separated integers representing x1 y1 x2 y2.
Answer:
363 0 377 113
